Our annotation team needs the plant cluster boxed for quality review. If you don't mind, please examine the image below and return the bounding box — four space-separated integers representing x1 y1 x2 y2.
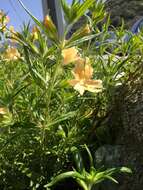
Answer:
0 0 142 189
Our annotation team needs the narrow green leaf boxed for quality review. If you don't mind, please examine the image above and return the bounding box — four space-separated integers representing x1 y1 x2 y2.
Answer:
84 144 94 168
120 167 132 174
105 176 119 184
76 0 95 21
76 179 89 190
44 171 83 187
45 111 77 128
72 148 85 173
17 0 58 44
32 68 47 86
67 33 101 47
17 0 44 31
61 0 71 21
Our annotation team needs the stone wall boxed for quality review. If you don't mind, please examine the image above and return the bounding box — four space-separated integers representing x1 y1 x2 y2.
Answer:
93 74 143 189
115 82 143 190
107 0 143 28
95 81 143 190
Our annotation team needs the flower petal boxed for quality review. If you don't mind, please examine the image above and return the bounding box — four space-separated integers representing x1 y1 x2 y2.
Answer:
85 80 103 93
74 83 85 95
3 47 20 61
73 57 93 80
68 79 79 86
62 47 79 65
84 63 93 79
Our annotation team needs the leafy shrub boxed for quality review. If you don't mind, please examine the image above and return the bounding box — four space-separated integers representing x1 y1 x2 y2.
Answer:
0 0 142 189
45 145 131 190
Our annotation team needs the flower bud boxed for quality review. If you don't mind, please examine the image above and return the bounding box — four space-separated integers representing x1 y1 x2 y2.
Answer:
43 15 56 32
0 10 9 32
82 24 91 35
31 26 39 41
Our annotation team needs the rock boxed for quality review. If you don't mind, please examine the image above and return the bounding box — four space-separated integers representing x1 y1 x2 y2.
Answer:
93 81 143 190
107 0 143 28
115 83 143 190
109 82 143 190
94 145 122 167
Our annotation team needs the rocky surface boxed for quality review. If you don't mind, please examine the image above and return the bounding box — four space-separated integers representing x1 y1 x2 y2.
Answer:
115 83 143 190
68 0 143 33
107 0 143 28
94 81 143 190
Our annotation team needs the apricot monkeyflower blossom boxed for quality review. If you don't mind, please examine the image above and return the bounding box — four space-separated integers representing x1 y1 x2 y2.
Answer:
0 107 7 115
62 47 80 65
68 58 103 95
4 47 20 61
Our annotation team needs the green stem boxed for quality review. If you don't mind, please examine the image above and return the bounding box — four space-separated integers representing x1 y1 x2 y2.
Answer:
46 55 61 115
42 50 62 142
78 180 93 190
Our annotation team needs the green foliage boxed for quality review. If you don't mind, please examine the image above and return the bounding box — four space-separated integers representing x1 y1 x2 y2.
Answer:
0 0 142 189
45 145 132 190
61 0 95 24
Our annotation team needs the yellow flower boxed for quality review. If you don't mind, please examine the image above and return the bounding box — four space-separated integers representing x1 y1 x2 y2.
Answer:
9 26 18 43
43 15 58 39
4 47 20 61
31 26 39 41
0 10 9 32
0 107 7 115
0 10 9 24
4 15 10 24
68 58 103 95
43 15 56 31
62 47 80 65
9 25 14 33
82 24 91 35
